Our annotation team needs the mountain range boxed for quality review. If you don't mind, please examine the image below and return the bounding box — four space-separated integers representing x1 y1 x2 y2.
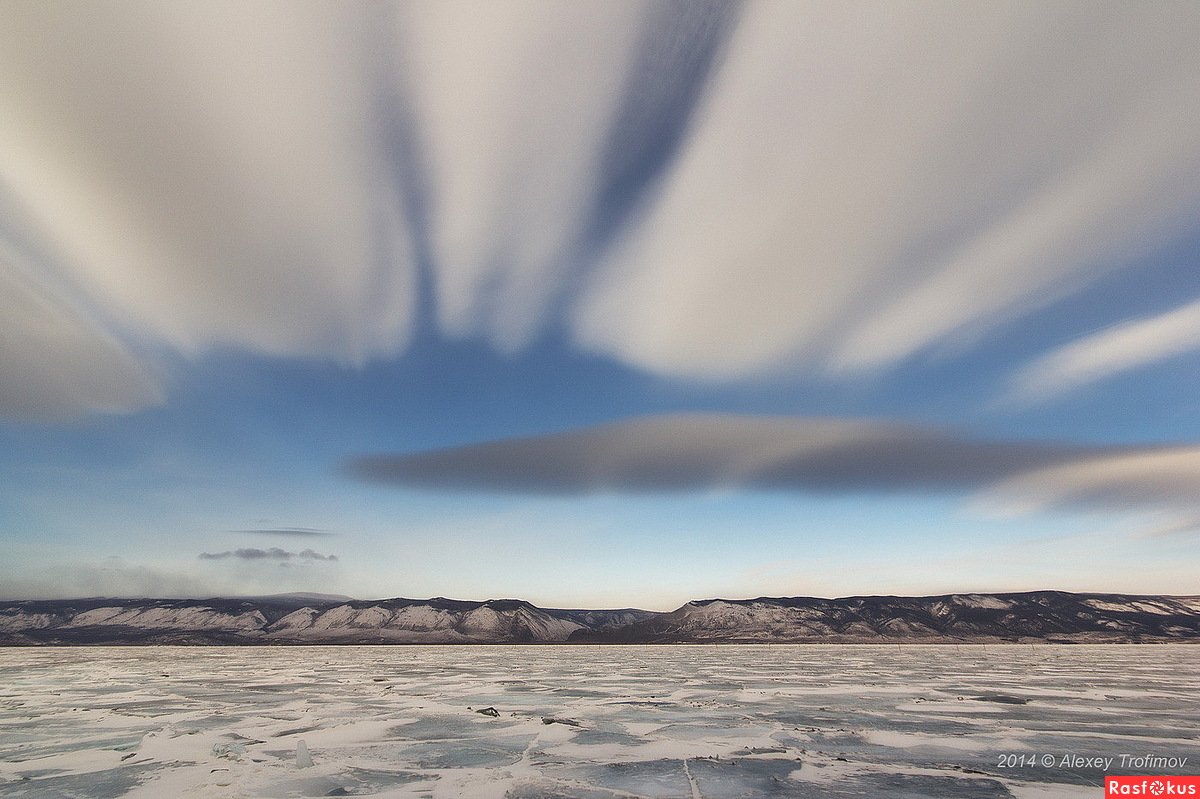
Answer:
1 591 1197 645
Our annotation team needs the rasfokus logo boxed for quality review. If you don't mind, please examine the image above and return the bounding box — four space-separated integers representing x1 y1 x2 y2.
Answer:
1107 777 1200 796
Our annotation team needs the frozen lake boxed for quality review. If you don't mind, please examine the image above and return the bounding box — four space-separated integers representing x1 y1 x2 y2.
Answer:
1 645 1196 798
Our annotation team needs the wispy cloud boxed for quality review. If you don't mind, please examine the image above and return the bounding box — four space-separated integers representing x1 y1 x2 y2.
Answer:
1130 514 1200 540
1 2 1198 419
1005 296 1200 404
348 413 1200 524
233 528 336 538
398 0 737 350
0 262 164 420
574 3 1200 378
199 548 338 562
0 557 217 600
0 3 414 420
975 446 1200 516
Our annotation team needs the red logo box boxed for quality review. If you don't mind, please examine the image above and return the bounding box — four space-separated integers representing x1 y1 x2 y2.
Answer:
1107 776 1200 796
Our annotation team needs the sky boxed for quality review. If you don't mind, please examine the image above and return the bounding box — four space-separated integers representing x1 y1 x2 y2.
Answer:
1 1 1198 610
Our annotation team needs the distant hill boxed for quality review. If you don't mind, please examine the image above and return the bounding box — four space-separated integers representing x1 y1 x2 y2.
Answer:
568 591 1200 643
0 596 655 645
0 591 1197 645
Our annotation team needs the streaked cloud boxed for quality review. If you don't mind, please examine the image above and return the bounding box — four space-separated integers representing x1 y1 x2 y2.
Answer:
574 2 1200 378
1006 296 1200 404
348 413 1200 523
977 446 1200 516
233 528 336 538
0 2 414 420
1131 515 1200 540
398 0 737 350
199 548 338 562
0 258 163 420
1 1 1198 421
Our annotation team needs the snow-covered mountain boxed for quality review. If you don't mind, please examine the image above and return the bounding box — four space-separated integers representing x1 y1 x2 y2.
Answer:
570 592 1200 643
0 596 654 645
0 591 1197 645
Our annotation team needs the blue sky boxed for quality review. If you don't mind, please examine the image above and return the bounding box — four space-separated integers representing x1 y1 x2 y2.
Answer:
1 1 1198 608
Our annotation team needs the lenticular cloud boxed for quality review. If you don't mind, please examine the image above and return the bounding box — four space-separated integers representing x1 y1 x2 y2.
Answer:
348 413 1200 528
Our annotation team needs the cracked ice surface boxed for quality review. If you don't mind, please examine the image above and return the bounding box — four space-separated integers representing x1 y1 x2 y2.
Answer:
0 645 1197 797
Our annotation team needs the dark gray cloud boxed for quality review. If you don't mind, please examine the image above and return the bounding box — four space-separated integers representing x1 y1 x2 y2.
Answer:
346 413 1200 518
199 548 337 562
233 528 336 538
346 413 1078 494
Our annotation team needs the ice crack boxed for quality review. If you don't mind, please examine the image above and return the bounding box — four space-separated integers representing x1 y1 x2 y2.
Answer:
682 758 703 799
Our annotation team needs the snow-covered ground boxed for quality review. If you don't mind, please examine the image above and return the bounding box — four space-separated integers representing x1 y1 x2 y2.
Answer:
0 645 1196 797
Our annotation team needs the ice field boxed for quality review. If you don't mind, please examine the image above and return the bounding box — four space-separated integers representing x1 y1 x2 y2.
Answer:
1 645 1197 798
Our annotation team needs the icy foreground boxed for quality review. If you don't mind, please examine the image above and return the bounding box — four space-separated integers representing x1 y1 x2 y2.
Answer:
1 646 1197 798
